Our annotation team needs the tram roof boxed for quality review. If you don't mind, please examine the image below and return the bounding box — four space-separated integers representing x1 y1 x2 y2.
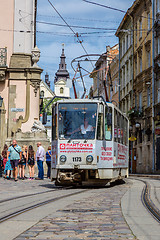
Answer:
56 98 112 105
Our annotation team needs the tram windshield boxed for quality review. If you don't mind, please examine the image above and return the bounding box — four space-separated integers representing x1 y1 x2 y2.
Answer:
58 103 97 139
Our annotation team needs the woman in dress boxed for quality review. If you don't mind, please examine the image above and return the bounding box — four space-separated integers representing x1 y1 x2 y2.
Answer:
19 145 27 180
46 146 51 179
2 144 8 178
4 154 12 179
27 145 35 179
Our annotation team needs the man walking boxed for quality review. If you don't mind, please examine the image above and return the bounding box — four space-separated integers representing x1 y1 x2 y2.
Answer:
36 142 45 180
7 140 22 181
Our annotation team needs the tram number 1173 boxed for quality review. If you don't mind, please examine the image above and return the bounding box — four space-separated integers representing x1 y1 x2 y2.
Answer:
73 157 82 162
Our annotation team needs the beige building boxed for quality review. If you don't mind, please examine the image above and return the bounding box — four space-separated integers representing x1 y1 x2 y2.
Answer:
90 44 119 101
107 55 119 106
0 0 49 152
116 0 154 173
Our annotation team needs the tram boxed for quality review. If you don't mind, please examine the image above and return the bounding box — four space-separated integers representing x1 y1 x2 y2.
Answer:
51 97 129 186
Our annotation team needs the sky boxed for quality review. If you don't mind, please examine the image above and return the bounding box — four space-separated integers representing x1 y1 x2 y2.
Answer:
37 0 134 97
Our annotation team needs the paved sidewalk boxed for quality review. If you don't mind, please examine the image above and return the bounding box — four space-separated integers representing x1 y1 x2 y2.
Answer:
15 181 136 240
122 179 160 240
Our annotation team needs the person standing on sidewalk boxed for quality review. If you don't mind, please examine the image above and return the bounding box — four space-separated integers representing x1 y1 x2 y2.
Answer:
46 146 51 179
35 142 45 180
2 144 8 178
7 140 22 181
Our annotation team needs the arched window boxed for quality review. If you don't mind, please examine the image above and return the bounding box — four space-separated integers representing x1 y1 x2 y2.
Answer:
60 87 64 94
40 90 44 98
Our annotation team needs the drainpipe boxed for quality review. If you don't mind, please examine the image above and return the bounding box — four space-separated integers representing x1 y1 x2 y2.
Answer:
118 39 121 108
152 0 155 173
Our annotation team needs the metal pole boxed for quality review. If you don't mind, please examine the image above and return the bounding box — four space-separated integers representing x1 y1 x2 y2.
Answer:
34 0 37 47
118 39 121 108
152 0 155 173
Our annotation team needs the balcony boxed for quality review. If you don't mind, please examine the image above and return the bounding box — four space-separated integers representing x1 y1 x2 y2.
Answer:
0 48 7 82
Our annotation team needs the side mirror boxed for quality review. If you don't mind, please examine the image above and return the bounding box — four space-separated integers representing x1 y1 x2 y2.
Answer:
42 111 47 124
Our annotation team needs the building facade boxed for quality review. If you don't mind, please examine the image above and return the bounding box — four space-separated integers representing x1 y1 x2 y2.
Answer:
116 0 153 173
90 44 119 101
0 0 49 151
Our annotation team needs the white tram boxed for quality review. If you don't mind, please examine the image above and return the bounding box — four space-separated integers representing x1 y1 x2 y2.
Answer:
51 98 129 186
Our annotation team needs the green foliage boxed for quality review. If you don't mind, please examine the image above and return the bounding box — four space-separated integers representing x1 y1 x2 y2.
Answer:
42 98 61 115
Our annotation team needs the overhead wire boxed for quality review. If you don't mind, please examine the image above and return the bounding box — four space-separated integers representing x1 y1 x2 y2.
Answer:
47 0 94 68
81 0 154 21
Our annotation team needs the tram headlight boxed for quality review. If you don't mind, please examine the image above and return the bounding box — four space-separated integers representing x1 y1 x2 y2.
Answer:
60 155 67 163
86 155 93 163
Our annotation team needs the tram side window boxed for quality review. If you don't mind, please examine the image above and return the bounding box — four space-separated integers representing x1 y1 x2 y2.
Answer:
97 104 104 140
117 112 121 143
105 107 112 141
120 115 124 144
52 105 57 140
114 109 118 142
125 118 129 146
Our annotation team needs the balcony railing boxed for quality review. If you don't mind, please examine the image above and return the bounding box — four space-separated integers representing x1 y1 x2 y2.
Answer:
0 48 7 67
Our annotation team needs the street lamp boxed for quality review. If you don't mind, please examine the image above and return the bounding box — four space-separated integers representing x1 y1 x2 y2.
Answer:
0 96 3 108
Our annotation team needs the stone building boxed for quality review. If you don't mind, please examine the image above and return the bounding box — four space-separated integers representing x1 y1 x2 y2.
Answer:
90 44 119 101
153 0 160 171
0 0 49 152
116 0 153 173
107 55 119 106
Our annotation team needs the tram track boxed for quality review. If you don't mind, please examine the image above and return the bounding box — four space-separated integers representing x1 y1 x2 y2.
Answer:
0 186 72 204
134 178 160 222
0 189 90 223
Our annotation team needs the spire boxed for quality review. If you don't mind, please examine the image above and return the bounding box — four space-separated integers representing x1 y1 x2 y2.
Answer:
54 44 69 84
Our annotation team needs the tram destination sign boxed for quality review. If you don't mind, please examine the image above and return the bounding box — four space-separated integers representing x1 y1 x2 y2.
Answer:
11 108 24 112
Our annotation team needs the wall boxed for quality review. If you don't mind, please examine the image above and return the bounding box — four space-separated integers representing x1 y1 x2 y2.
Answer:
14 0 35 53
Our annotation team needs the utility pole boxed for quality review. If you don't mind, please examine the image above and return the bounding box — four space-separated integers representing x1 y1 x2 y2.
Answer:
152 0 155 173
34 0 37 47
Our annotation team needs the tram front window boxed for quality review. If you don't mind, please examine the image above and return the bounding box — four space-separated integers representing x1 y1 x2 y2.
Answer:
58 103 97 139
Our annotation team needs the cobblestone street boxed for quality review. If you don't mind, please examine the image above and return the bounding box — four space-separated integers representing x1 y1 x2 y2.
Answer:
15 180 136 240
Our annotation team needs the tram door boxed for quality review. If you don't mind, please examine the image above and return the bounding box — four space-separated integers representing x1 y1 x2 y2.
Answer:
156 137 160 170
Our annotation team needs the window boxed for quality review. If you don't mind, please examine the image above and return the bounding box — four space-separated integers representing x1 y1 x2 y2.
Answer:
114 109 118 142
126 35 128 51
148 50 151 68
158 79 160 103
158 37 160 54
156 0 160 13
139 55 142 73
147 87 151 107
130 59 132 81
60 87 64 94
105 107 112 141
139 92 142 111
123 39 125 55
135 23 137 44
52 105 57 140
97 104 104 140
139 19 142 39
148 12 150 30
135 57 137 76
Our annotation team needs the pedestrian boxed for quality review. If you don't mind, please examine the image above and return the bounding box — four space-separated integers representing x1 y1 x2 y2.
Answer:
35 142 45 180
46 146 51 179
2 144 8 178
7 140 22 181
27 145 35 179
4 155 12 180
19 145 27 180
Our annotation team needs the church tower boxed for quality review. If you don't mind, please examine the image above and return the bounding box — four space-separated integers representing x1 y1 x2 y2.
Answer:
54 45 70 97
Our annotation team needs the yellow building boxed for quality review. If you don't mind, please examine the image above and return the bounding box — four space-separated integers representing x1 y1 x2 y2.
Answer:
116 0 154 173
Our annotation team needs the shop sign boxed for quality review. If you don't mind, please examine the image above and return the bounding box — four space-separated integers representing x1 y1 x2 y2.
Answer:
11 108 24 112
